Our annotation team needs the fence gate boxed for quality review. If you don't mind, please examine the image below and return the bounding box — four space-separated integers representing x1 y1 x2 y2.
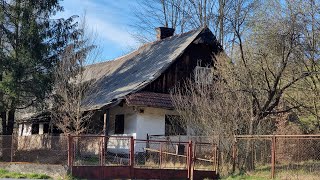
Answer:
68 135 219 179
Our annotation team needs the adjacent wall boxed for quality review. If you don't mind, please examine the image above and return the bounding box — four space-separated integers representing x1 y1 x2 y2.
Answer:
109 104 177 152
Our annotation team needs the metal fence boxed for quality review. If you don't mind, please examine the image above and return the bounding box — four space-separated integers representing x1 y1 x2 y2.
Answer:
135 139 190 169
69 135 217 170
234 135 320 179
68 135 218 179
70 135 131 166
0 135 68 164
2 134 318 179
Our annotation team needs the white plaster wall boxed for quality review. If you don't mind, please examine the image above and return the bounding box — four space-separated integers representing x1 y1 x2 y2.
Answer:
136 107 177 139
109 104 137 137
103 104 178 153
107 104 137 153
134 107 177 152
19 123 32 136
136 111 164 140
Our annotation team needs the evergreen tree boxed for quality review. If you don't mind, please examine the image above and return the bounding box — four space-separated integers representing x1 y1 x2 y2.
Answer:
0 0 80 135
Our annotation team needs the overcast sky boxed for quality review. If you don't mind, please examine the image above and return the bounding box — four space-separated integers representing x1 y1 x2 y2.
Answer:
56 0 140 61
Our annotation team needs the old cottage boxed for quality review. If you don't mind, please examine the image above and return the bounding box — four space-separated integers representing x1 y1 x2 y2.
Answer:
17 27 223 141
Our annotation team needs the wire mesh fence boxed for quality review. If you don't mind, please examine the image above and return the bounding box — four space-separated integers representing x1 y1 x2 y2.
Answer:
275 136 320 179
133 139 191 169
71 136 132 166
2 133 318 180
71 136 103 166
69 135 218 174
0 135 68 164
194 142 217 171
160 141 188 169
135 140 161 168
234 136 272 179
234 135 320 179
105 136 130 166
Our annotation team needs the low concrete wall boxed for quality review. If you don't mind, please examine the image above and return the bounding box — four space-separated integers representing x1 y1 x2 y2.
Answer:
0 162 68 178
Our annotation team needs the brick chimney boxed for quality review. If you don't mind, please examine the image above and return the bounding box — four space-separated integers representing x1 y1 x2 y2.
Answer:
156 27 175 40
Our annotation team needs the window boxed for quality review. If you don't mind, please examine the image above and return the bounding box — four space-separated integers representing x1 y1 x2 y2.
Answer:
31 123 39 134
165 115 186 136
43 123 49 134
194 66 213 84
114 114 125 134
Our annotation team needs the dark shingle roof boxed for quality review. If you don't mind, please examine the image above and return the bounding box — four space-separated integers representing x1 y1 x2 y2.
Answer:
81 27 207 110
126 92 173 109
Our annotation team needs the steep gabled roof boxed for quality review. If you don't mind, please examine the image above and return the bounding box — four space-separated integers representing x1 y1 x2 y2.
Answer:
82 27 208 110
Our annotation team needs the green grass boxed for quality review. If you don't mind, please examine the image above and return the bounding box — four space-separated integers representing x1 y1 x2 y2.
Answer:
221 161 320 180
222 172 270 180
0 168 51 179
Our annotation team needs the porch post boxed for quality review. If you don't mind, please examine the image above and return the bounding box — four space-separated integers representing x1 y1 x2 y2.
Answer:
106 109 110 136
103 109 110 136
103 109 110 166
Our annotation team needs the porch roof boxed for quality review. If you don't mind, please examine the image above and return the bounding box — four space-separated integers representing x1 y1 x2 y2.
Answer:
125 92 174 109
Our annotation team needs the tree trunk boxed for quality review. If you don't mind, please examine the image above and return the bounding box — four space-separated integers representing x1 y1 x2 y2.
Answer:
0 110 15 162
1 112 6 135
7 110 15 135
244 117 257 171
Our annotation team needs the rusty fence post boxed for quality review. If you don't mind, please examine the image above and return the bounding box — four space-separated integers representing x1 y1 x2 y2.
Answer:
216 136 220 175
68 135 73 168
213 144 217 172
99 138 104 166
187 140 193 179
271 135 276 179
10 134 14 162
159 142 163 169
232 138 237 173
129 137 135 178
130 137 134 168
193 142 196 172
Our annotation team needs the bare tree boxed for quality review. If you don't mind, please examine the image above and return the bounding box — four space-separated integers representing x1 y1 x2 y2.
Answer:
51 17 99 135
286 0 320 131
170 54 253 174
132 0 188 43
132 0 237 48
171 0 320 171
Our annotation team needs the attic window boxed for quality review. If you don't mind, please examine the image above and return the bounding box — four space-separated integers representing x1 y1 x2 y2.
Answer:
194 66 213 84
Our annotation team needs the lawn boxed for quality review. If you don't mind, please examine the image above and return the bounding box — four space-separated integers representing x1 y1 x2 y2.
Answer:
0 168 51 179
222 162 320 180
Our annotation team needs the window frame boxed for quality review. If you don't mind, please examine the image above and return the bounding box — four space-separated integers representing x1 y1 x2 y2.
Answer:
194 66 213 84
